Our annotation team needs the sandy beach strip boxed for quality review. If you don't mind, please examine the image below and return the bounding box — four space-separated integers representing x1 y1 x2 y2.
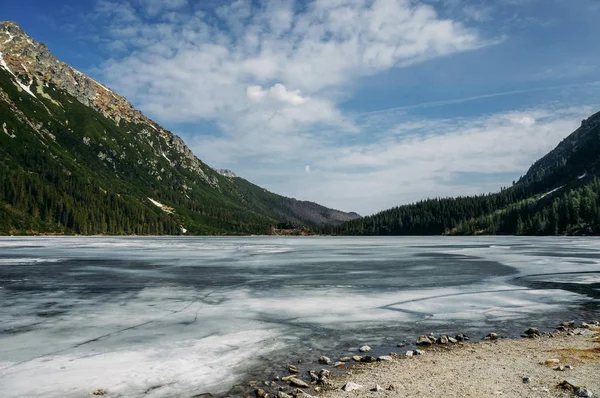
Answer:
316 328 599 398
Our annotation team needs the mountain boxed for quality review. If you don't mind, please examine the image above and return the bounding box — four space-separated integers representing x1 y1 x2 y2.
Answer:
325 111 600 236
0 21 359 235
215 169 238 178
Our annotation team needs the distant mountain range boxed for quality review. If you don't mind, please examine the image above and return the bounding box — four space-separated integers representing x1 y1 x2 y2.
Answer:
326 110 600 236
0 21 359 235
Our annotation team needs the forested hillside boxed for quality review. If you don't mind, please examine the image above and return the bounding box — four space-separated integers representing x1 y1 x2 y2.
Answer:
325 111 600 236
0 21 358 235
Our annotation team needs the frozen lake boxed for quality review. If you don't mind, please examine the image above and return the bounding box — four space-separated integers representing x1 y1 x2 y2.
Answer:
0 236 599 397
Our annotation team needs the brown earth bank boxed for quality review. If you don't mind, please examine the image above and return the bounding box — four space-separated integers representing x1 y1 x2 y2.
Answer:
245 322 600 398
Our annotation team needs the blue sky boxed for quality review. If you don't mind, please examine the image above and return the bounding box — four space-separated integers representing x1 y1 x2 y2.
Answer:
4 0 600 215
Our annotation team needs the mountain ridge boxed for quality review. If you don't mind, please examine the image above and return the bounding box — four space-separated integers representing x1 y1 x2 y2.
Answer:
325 110 600 236
0 21 359 235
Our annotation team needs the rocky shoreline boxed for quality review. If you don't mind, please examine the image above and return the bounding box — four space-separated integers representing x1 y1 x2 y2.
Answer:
237 320 600 398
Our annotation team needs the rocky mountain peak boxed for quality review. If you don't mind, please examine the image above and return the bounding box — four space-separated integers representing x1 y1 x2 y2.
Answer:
215 169 238 178
0 21 215 185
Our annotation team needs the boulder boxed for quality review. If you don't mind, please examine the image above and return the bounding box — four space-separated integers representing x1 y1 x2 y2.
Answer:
308 370 318 383
371 385 383 392
361 356 377 363
318 369 331 379
341 382 363 392
405 350 414 357
575 387 593 397
437 336 449 345
397 342 406 347
359 345 371 353
484 333 498 340
255 389 267 398
93 390 105 396
524 328 541 337
293 389 316 398
352 355 363 362
338 356 352 362
318 356 331 365
333 362 345 368
289 378 310 388
414 349 425 356
277 392 293 398
377 355 393 362
447 337 458 344
455 334 468 342
416 335 432 346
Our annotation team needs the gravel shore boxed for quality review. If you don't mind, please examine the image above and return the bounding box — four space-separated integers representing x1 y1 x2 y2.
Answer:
318 328 599 398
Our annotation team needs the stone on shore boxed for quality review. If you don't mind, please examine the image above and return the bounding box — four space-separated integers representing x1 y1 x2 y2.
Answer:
575 387 593 397
277 392 292 398
524 328 541 337
341 382 363 392
318 356 331 365
405 350 414 357
361 356 377 363
352 355 363 362
371 385 383 392
359 345 371 353
333 361 345 368
93 390 105 396
416 335 432 346
377 355 393 362
484 333 498 340
318 369 331 379
255 388 267 397
455 334 469 342
437 335 449 345
339 357 352 362
289 378 310 388
288 365 298 374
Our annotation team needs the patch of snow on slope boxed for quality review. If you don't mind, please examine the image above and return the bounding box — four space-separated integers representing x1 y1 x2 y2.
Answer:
17 78 36 98
540 185 565 199
578 172 587 179
0 51 36 98
148 198 174 214
148 198 164 208
162 153 171 163
3 30 13 44
0 51 12 73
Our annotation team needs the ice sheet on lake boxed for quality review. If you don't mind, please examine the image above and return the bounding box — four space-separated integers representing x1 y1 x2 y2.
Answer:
0 236 599 397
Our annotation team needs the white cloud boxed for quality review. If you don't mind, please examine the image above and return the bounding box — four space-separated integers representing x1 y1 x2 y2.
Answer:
247 84 308 105
199 105 596 215
98 0 490 125
305 165 311 173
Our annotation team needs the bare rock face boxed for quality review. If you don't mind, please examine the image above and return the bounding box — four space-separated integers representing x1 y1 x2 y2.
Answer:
215 169 238 178
0 20 213 185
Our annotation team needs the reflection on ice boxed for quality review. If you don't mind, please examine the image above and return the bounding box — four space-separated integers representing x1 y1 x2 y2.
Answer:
0 236 599 397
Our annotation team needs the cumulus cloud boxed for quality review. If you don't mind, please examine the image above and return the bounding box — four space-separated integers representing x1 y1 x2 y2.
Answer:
247 84 308 105
98 0 489 124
